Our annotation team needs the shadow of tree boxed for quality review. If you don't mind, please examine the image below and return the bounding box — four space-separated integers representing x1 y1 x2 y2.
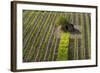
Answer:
61 22 81 34
70 28 81 34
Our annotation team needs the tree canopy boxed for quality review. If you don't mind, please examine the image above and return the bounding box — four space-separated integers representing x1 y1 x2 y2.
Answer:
55 16 74 32
56 16 69 32
56 16 68 27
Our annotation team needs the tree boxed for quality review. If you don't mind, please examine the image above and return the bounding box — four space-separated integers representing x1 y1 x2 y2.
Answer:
56 16 67 27
56 16 74 32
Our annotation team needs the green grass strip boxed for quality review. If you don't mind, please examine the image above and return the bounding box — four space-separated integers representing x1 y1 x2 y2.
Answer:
57 32 70 61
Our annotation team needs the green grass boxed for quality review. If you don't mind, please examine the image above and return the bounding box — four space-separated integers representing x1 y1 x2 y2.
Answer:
57 32 70 60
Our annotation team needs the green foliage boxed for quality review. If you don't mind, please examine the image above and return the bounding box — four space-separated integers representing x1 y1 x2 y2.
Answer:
55 16 68 27
57 32 70 60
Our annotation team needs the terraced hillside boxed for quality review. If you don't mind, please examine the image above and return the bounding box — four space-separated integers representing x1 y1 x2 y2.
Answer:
23 10 91 62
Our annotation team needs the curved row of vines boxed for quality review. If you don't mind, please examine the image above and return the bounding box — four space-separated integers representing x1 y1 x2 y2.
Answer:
23 10 91 62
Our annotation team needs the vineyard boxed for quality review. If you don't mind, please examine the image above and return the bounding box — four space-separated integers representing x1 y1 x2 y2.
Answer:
23 10 91 62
